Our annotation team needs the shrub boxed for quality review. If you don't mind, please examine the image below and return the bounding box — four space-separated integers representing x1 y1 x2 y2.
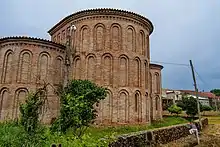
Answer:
177 96 203 117
51 80 107 137
184 97 198 117
163 102 173 110
18 84 49 146
201 105 213 112
0 122 113 147
167 104 182 115
176 101 186 111
20 85 48 135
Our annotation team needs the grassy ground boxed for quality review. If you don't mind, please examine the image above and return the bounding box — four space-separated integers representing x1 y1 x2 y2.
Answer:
163 110 220 117
87 116 188 140
162 115 220 146
204 116 220 124
0 116 188 147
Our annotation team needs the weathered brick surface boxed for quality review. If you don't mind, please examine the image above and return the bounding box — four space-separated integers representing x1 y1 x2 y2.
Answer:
0 37 65 123
49 8 163 125
109 118 209 147
0 8 163 125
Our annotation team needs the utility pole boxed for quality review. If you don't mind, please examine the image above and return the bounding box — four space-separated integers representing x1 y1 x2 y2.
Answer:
189 60 202 129
218 98 219 111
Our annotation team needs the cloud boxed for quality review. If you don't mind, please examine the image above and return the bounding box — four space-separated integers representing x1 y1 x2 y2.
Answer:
1 0 220 91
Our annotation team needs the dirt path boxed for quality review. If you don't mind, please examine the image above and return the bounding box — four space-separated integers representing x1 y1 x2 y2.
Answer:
196 124 220 147
162 125 220 147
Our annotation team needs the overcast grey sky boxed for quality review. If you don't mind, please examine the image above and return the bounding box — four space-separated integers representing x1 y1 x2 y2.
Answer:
1 0 220 91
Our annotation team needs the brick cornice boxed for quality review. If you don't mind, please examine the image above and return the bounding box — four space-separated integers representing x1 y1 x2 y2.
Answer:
150 63 163 70
0 36 66 52
48 8 154 35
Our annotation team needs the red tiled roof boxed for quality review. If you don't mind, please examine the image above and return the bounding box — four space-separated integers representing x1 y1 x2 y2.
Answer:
180 90 220 99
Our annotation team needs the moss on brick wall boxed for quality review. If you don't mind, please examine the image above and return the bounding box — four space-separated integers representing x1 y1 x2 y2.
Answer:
109 118 208 147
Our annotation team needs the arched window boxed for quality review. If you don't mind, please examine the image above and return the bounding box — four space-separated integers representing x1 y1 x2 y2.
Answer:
144 61 148 89
135 93 138 112
155 96 159 111
37 52 50 83
2 50 13 83
149 73 152 94
110 23 122 51
0 88 9 119
13 88 28 119
18 51 32 83
119 55 129 87
155 73 160 93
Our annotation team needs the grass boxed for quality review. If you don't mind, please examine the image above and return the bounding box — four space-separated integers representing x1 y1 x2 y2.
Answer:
204 116 220 124
0 116 188 147
85 116 188 139
202 111 220 116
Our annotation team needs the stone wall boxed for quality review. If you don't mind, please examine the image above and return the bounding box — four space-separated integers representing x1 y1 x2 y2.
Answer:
109 118 209 147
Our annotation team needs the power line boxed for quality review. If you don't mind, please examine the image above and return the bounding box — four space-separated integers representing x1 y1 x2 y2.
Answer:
195 70 208 85
194 68 210 91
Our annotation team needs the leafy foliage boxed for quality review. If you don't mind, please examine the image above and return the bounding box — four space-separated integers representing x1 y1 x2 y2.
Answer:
201 105 213 111
0 122 114 147
176 101 186 111
163 101 173 110
19 86 47 135
18 84 49 146
210 89 220 96
0 116 188 147
167 104 182 115
177 96 202 117
51 80 107 136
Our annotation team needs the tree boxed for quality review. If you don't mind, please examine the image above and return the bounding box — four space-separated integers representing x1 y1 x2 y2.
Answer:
51 79 107 137
176 101 186 111
177 96 202 117
20 83 48 134
19 83 49 146
167 104 182 115
201 105 213 116
201 105 213 112
210 89 220 111
210 89 220 96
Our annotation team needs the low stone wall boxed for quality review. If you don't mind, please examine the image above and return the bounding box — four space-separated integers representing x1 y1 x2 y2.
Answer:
109 118 208 147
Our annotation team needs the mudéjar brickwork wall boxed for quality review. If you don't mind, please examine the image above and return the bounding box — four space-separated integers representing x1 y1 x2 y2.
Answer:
48 8 163 125
0 37 65 122
0 8 163 125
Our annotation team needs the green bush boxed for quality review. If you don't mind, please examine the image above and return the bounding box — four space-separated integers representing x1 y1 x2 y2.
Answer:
177 96 203 117
163 102 173 110
0 122 113 147
51 80 107 137
20 92 43 134
201 105 213 111
167 104 182 115
0 116 189 147
176 101 186 110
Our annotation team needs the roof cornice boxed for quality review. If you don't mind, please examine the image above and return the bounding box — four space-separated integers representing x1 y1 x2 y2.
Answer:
150 63 164 69
0 36 66 50
48 8 154 35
